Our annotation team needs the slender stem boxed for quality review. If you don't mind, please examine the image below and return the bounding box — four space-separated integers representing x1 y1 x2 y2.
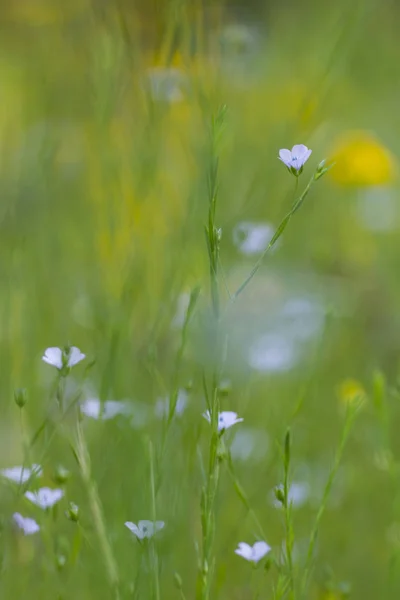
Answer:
149 440 161 600
226 454 266 539
198 107 225 600
75 421 120 598
300 406 357 597
283 453 294 596
230 173 316 303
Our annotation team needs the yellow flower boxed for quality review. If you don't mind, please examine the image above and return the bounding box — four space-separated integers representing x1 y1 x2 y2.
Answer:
337 378 366 407
329 130 397 186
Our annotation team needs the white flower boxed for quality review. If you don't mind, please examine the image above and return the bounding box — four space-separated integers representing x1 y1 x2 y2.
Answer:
235 541 271 563
203 410 244 432
13 513 40 535
125 520 165 540
155 390 188 419
278 144 312 172
1 464 42 484
233 222 275 256
25 487 64 509
42 346 85 370
230 428 270 463
80 398 131 420
248 333 297 373
145 67 187 103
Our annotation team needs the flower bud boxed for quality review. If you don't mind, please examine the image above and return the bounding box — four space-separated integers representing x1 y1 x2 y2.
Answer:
14 388 28 409
65 502 79 523
53 466 70 485
274 485 285 504
56 554 67 570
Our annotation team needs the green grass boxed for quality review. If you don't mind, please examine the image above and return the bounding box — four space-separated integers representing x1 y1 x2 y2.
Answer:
1 1 400 598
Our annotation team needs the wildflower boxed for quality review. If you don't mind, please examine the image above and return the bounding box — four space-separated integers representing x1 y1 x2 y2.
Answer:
80 398 131 420
329 130 397 186
145 67 187 103
125 520 165 540
155 390 188 419
337 378 365 408
13 513 40 535
1 464 42 484
25 487 64 509
235 541 271 563
203 410 244 432
233 222 275 256
42 346 85 370
248 333 297 373
230 428 270 462
279 144 312 175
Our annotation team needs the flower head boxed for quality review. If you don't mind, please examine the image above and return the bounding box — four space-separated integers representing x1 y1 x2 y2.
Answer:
13 513 40 535
125 520 165 540
235 540 271 563
80 398 131 420
25 487 64 509
279 144 312 175
1 464 42 484
42 346 85 370
329 130 397 186
203 410 244 432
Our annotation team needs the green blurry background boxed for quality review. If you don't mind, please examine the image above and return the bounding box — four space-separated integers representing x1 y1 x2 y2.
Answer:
1 0 400 598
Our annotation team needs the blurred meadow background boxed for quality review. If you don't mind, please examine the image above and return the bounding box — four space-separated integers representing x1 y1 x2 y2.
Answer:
1 0 400 598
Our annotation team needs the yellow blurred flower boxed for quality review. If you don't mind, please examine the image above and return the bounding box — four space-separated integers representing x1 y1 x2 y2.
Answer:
337 378 366 407
330 130 397 186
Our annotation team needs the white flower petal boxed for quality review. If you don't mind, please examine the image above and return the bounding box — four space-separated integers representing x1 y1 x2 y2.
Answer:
42 347 63 369
252 541 271 561
278 149 292 164
218 411 244 431
291 144 308 158
67 346 86 367
126 520 165 540
13 513 40 535
125 521 142 538
1 465 42 484
235 542 253 561
235 540 271 563
25 487 64 509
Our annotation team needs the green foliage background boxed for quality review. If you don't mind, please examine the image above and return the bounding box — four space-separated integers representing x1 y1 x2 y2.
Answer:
1 1 400 598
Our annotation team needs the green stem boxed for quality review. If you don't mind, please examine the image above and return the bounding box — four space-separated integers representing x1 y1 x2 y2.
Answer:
300 406 357 597
75 421 120 599
149 440 161 600
231 173 316 303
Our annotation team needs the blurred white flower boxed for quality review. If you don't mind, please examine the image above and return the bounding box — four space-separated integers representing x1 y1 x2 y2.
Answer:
279 145 312 172
235 540 271 563
203 410 244 432
125 520 165 540
248 333 297 373
357 186 398 232
80 398 131 420
1 464 42 484
42 346 85 370
155 390 188 419
233 222 275 256
13 513 40 535
230 428 269 462
145 67 187 103
281 296 325 341
171 293 191 329
25 487 64 509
